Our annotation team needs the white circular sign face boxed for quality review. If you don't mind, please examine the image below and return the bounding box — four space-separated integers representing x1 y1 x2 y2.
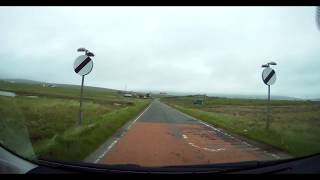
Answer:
73 55 93 76
262 67 276 86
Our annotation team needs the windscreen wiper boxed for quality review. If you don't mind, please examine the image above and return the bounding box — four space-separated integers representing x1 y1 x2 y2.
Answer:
35 157 279 174
35 152 320 174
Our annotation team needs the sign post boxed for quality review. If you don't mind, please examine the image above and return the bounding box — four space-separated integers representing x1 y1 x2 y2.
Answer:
262 66 276 130
74 54 94 125
79 75 84 125
267 85 270 129
316 6 320 31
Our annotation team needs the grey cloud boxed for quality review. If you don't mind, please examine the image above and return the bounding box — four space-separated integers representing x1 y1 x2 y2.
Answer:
0 6 319 99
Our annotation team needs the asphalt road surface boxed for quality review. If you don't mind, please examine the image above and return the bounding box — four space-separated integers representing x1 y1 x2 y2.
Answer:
86 99 291 167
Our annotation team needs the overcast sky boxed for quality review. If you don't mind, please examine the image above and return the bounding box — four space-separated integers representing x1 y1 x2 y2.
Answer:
0 6 319 99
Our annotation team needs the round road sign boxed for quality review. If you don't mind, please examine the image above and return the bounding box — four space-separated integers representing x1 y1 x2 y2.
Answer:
73 55 93 76
262 67 276 86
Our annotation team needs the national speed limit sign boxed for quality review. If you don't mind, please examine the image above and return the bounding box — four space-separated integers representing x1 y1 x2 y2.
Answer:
73 55 93 76
262 67 276 86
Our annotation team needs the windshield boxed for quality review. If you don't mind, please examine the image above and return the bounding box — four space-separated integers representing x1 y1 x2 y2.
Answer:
0 6 320 169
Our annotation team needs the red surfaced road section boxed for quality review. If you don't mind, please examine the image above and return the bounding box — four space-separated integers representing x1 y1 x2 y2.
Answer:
101 121 263 167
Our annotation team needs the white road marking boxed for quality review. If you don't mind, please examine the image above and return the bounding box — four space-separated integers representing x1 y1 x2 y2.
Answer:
188 141 225 152
242 142 253 147
93 102 153 163
166 102 286 159
199 121 262 150
270 153 281 159
94 138 119 163
173 107 269 153
262 150 280 159
126 103 152 130
182 134 188 139
198 121 237 139
183 134 225 152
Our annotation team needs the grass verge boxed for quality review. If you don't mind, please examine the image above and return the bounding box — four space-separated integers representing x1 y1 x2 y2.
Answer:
34 101 150 161
162 101 320 157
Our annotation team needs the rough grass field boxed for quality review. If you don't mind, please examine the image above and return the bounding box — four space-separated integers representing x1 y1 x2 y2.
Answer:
34 101 149 161
0 80 150 161
161 96 320 157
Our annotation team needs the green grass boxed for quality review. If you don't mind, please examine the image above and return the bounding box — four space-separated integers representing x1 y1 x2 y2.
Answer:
0 80 151 161
161 96 320 157
11 96 116 144
34 101 149 161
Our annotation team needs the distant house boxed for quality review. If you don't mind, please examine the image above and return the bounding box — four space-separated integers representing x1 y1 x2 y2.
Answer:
48 84 56 88
124 93 133 97
193 99 204 105
193 94 207 105
42 84 56 88
137 94 144 98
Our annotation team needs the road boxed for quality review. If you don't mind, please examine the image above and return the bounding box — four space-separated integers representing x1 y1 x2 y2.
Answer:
86 99 290 167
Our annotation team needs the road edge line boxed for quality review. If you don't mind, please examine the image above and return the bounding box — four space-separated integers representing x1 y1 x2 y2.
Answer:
91 101 154 164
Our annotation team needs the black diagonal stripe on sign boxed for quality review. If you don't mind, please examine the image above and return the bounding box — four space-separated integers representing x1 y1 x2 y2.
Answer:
75 57 91 73
264 70 275 84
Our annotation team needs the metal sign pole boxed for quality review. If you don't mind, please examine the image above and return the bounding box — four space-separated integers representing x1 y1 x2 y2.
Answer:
262 63 276 130
74 48 94 126
266 85 270 129
79 75 84 125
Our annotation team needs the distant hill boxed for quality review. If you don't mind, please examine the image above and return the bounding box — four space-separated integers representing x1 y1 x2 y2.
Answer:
2 78 45 84
0 78 118 93
1 79 316 101
206 94 304 101
57 83 118 92
151 91 305 101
